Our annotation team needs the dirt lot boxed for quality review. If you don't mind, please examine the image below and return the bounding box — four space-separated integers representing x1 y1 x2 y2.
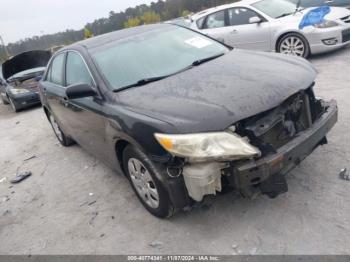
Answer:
1 46 350 255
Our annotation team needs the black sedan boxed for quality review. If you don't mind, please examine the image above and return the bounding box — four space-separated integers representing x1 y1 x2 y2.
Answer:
39 24 337 218
1 50 51 112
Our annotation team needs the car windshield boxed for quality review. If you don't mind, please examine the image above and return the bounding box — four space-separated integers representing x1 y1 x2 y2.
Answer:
252 0 300 19
91 26 229 91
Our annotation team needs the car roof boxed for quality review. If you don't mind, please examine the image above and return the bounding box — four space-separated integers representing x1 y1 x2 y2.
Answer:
191 0 262 20
62 23 174 51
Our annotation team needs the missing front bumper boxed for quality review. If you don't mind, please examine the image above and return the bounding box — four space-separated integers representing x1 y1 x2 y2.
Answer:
228 100 338 197
180 100 337 202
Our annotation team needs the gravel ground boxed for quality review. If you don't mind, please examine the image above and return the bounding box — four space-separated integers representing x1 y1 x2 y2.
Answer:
0 46 350 255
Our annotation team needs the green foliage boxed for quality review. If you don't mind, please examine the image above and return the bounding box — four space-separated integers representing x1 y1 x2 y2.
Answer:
84 28 94 39
1 0 238 57
124 17 141 28
182 10 191 17
141 11 161 24
0 46 8 63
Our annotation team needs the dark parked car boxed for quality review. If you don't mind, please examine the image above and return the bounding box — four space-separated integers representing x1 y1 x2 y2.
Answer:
1 50 51 112
288 0 350 9
39 24 337 218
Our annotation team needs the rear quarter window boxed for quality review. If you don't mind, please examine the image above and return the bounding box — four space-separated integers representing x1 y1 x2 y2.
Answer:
196 17 206 29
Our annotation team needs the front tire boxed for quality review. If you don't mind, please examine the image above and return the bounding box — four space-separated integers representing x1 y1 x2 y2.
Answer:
48 112 74 147
1 94 9 105
277 33 310 58
8 97 19 112
123 145 175 218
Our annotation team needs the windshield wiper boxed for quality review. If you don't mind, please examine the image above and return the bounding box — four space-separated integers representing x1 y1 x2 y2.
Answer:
114 76 168 92
276 12 293 18
114 53 226 92
294 0 302 14
191 53 225 66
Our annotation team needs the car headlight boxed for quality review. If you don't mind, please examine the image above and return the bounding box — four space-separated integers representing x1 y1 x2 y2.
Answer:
154 132 261 162
10 88 30 95
313 20 339 28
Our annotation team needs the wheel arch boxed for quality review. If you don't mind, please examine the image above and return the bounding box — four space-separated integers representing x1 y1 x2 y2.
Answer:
115 139 131 174
275 31 309 52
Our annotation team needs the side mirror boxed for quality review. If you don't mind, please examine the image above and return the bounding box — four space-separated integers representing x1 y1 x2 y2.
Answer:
249 16 262 24
65 83 97 99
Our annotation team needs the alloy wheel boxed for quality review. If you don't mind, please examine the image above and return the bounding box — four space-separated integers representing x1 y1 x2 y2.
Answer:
279 36 305 57
128 158 160 209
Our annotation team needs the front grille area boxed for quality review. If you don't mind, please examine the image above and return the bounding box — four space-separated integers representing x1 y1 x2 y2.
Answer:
23 95 40 104
236 87 326 156
342 28 350 43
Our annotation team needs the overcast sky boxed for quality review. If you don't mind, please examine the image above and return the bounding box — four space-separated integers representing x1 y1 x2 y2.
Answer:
0 0 154 44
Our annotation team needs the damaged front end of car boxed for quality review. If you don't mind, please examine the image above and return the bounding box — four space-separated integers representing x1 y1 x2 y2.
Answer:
156 85 338 204
2 50 52 111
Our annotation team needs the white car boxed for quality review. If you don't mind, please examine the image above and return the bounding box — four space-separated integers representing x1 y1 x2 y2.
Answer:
183 0 350 57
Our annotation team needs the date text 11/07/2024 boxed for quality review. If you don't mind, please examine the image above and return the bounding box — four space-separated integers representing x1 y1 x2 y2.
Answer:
127 255 220 261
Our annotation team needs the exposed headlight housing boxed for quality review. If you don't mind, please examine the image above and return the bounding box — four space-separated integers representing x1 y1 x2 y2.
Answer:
10 88 30 95
313 20 339 28
154 132 261 162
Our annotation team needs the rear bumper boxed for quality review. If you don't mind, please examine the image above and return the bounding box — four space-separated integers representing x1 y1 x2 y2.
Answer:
231 100 338 189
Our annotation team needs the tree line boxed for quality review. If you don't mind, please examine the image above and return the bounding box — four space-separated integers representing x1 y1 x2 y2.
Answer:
0 0 236 62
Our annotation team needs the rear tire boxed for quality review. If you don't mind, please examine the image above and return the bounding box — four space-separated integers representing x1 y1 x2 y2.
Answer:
48 112 75 147
123 145 175 218
277 33 310 58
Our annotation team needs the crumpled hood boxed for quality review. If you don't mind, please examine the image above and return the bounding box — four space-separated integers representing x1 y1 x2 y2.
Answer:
117 50 317 133
324 7 350 20
2 50 51 80
299 6 350 20
280 6 350 24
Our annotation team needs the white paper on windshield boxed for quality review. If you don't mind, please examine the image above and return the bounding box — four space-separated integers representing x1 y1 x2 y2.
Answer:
185 37 212 49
